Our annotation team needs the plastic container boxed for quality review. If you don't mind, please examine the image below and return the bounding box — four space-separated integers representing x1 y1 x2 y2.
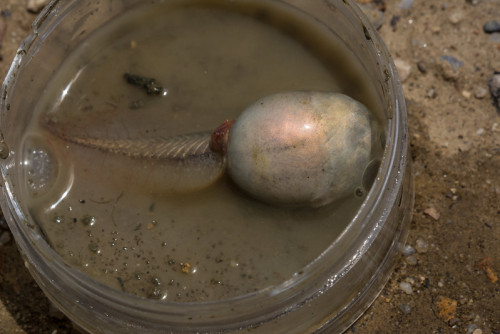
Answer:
0 0 413 333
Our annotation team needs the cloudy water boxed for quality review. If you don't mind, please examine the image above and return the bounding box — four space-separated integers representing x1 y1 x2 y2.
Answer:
19 0 383 301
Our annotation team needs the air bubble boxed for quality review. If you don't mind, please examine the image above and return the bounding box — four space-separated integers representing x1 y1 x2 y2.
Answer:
21 135 72 199
25 146 57 193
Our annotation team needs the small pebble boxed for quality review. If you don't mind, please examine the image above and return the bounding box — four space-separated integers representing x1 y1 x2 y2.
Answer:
403 245 416 256
427 88 437 99
473 329 483 334
0 216 8 230
489 33 500 43
399 282 413 294
390 15 400 30
424 207 440 220
394 59 411 83
466 324 479 334
406 255 418 266
0 230 11 246
476 128 485 136
398 304 412 314
466 0 480 4
437 296 457 322
49 303 65 319
448 11 464 25
474 86 488 99
27 0 50 14
488 73 500 113
483 20 500 34
399 0 414 10
1 10 11 18
415 238 429 253
439 55 464 81
417 60 427 74
404 277 415 285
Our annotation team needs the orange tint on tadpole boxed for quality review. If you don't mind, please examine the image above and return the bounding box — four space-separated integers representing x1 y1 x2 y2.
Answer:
210 119 235 155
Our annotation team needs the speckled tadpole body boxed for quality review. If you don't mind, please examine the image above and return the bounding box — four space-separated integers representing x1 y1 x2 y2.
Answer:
49 91 376 207
226 91 374 207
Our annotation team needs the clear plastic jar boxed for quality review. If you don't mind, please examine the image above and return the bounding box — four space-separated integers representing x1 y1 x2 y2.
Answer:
0 0 412 333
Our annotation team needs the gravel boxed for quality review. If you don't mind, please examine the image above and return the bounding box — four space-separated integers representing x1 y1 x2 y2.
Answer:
488 72 500 113
474 86 488 99
489 33 500 43
448 11 464 25
405 255 418 266
399 282 413 295
399 0 414 10
0 230 11 246
466 325 479 334
415 238 429 253
398 304 412 314
439 55 464 81
0 216 8 230
394 58 411 83
424 207 440 220
417 60 427 73
402 245 416 256
427 88 437 99
483 20 500 34
27 0 51 14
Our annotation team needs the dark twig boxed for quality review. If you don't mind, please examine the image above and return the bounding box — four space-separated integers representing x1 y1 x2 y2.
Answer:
124 72 166 96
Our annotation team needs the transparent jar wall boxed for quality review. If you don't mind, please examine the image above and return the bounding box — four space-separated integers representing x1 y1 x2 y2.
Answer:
0 0 412 333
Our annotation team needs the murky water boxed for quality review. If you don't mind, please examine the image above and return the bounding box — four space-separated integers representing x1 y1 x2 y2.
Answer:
19 1 383 302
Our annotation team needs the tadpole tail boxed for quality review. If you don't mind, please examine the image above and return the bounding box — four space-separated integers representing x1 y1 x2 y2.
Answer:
42 118 227 193
43 118 218 161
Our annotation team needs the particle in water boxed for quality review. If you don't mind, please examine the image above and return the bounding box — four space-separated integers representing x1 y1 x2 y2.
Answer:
88 242 100 254
53 215 64 224
181 262 192 274
81 214 96 226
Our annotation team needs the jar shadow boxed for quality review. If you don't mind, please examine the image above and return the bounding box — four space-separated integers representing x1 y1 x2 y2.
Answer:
0 229 77 333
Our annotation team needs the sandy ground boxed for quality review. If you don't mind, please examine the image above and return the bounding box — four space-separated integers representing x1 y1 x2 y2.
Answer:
0 0 498 333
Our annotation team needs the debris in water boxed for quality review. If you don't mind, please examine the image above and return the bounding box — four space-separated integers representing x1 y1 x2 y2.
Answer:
124 73 167 96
